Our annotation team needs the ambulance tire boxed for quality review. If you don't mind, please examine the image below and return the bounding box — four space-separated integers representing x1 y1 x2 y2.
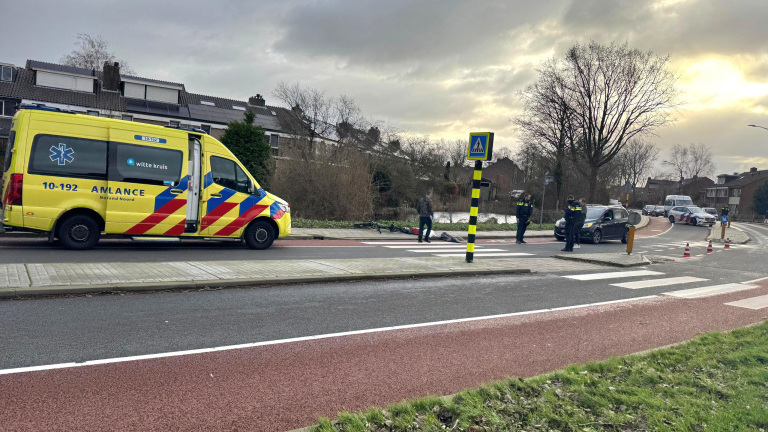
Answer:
58 215 101 250
244 220 275 250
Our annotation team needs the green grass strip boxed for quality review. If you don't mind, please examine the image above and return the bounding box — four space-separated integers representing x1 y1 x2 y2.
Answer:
292 218 556 232
312 321 768 431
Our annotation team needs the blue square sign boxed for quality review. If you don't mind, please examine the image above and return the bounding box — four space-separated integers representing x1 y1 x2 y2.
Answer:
467 132 494 161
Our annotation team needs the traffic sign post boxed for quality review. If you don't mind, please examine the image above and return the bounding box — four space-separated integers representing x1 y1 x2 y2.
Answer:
721 215 728 239
465 132 494 263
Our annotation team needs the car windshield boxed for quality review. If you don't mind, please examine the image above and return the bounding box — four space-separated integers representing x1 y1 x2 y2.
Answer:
687 206 704 214
676 199 694 206
586 207 606 220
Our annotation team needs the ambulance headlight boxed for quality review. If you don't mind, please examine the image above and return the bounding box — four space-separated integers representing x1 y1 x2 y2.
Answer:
278 203 289 213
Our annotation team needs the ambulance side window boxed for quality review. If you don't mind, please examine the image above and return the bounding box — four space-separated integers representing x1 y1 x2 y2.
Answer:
210 156 250 194
28 134 107 179
108 142 182 186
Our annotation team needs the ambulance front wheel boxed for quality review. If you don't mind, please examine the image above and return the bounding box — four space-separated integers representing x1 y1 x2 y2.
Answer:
58 215 101 250
244 220 275 250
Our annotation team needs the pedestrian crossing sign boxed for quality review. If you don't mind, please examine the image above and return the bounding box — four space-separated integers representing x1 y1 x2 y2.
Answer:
467 132 494 161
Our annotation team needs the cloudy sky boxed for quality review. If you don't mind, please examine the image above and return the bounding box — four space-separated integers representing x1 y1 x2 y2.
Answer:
3 0 768 177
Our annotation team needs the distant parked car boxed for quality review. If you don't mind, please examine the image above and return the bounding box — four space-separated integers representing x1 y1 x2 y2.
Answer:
668 206 716 226
703 207 718 216
642 205 655 215
651 205 666 217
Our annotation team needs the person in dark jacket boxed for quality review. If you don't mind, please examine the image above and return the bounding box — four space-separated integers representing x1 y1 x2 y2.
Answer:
572 198 587 249
561 195 582 252
416 191 434 243
721 205 730 227
515 193 533 244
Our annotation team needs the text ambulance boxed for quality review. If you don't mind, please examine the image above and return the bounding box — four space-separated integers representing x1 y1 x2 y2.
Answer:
1 105 290 250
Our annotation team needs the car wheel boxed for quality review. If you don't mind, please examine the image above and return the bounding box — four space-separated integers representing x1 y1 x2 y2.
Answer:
690 217 697 226
244 220 276 250
58 214 100 250
621 230 629 244
669 216 675 223
592 229 602 244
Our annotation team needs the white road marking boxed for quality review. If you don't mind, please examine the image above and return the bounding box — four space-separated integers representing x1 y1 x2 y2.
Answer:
663 283 757 299
611 276 708 290
0 295 658 376
564 270 664 281
362 241 439 245
725 294 768 310
279 245 375 248
408 248 507 253
433 252 535 257
383 244 472 248
638 223 674 238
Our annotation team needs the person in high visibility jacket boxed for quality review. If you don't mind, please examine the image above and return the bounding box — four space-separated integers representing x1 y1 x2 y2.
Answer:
561 195 583 252
515 193 533 244
721 205 730 227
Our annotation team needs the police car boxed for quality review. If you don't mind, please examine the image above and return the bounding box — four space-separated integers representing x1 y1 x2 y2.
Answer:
667 206 715 226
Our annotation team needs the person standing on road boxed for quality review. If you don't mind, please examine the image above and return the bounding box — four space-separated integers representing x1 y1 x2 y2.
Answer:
416 191 434 243
721 205 730 227
515 193 533 244
572 198 587 249
561 195 582 252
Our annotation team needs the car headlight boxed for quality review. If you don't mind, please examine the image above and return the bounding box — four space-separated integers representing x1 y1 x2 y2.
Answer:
584 222 593 228
278 203 289 213
556 219 565 227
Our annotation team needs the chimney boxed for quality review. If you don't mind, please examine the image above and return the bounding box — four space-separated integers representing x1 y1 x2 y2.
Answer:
102 61 121 92
750 167 758 173
248 94 266 107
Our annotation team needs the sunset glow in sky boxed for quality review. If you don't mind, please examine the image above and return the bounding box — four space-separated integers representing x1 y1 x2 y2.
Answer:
3 0 768 176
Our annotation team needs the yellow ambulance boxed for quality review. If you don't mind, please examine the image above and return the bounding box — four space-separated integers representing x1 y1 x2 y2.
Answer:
1 105 290 250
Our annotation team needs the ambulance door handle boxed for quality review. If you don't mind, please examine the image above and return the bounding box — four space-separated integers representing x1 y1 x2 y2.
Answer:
170 189 184 195
211 193 222 198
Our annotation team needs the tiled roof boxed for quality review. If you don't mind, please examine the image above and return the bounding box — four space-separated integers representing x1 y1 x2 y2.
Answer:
121 74 184 88
27 60 94 77
723 170 768 188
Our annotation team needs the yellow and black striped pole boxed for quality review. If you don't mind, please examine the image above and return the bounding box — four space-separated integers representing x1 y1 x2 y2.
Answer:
466 160 483 263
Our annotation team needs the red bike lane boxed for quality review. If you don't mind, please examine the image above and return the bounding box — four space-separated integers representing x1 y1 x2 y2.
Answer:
2 282 767 432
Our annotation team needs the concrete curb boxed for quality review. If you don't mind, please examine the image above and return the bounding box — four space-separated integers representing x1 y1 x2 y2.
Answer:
706 225 750 244
553 254 650 268
0 268 532 299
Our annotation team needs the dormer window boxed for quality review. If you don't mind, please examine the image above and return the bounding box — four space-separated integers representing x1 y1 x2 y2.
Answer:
200 100 215 106
232 105 246 111
0 65 12 82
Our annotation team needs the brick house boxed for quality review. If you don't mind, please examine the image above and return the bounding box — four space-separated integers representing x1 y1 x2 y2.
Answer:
0 59 294 156
643 176 714 205
705 168 768 220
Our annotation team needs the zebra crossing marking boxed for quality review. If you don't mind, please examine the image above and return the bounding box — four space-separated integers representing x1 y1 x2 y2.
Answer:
380 244 470 248
725 294 768 310
564 270 664 281
433 252 534 258
407 248 507 253
611 276 707 290
664 283 756 299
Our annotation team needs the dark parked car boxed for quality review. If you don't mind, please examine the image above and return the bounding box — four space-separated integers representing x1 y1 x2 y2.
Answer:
642 205 655 215
703 207 718 216
651 205 666 217
554 206 630 244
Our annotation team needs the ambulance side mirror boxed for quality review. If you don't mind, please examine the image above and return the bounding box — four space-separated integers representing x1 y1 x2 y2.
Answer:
248 180 255 194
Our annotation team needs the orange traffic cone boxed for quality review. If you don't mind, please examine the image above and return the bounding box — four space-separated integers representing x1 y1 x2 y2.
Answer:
707 240 713 253
724 238 730 250
683 242 691 257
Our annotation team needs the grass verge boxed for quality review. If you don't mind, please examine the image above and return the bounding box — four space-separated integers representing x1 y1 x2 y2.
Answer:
312 320 768 431
292 218 556 232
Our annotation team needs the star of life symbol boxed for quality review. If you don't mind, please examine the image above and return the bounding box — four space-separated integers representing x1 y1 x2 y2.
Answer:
49 143 75 166
471 137 485 154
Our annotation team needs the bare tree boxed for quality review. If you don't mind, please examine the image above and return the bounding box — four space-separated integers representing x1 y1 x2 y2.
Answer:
664 143 689 184
615 140 660 202
272 81 337 158
563 41 680 201
60 33 134 74
446 138 468 171
688 143 715 178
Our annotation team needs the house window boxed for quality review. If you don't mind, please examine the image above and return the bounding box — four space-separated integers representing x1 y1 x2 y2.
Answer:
1 66 12 82
0 100 18 117
87 110 100 117
201 124 211 134
733 189 741 197
232 105 246 111
717 189 728 197
706 189 715 198
269 134 279 148
121 114 133 121
169 120 180 128
200 101 215 106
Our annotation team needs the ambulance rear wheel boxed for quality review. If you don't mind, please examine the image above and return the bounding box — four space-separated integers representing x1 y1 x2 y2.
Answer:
59 215 100 250
244 221 275 250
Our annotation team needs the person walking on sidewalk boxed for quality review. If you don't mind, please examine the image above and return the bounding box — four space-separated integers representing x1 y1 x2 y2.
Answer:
515 193 533 244
416 191 434 243
561 195 582 252
572 198 587 249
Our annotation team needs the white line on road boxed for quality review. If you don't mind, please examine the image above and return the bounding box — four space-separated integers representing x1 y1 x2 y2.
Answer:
0 295 658 376
433 252 535 257
663 283 756 299
407 248 507 253
611 276 708 290
725 294 768 310
564 270 664 281
383 244 472 248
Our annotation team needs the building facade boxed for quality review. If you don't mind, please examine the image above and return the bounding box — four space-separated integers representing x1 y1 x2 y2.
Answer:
705 168 768 220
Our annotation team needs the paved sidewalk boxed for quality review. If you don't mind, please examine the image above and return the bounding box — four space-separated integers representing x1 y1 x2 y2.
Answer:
707 224 749 244
0 257 603 298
